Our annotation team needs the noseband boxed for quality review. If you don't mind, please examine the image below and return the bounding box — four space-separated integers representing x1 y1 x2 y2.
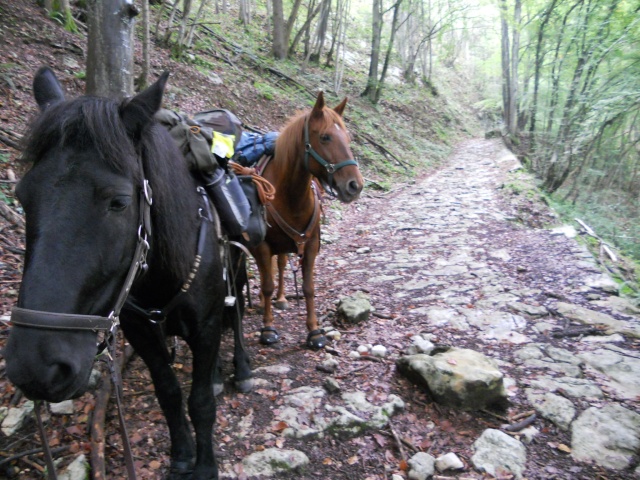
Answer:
303 115 357 195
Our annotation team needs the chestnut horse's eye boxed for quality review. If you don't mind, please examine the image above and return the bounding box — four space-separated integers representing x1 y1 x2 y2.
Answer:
319 133 331 143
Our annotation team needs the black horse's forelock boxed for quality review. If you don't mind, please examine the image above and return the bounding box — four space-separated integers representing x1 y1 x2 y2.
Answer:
22 96 138 178
21 95 198 281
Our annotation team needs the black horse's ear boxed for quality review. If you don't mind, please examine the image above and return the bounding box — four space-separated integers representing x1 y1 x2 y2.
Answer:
33 67 65 111
120 71 170 139
334 97 347 117
311 91 326 118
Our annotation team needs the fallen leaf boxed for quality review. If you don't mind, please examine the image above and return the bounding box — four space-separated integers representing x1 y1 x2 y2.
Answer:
373 433 387 447
347 455 359 465
557 444 571 453
323 458 333 465
149 460 162 470
399 459 408 471
272 421 288 433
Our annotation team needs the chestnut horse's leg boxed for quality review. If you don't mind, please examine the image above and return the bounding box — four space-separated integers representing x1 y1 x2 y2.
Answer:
253 244 280 344
301 236 327 349
274 254 289 310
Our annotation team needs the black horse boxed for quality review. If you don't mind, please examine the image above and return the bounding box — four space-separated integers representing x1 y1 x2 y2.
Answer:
3 68 251 479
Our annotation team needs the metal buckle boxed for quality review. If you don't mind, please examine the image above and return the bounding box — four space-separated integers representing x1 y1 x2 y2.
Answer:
148 310 165 323
143 179 153 205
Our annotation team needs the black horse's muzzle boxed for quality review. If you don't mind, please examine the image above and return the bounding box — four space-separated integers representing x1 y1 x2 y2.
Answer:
5 307 116 402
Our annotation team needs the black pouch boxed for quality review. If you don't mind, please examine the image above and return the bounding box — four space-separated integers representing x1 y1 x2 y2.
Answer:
238 175 267 247
203 168 251 236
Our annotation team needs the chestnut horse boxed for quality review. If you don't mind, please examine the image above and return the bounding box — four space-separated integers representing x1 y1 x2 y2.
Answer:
251 92 364 349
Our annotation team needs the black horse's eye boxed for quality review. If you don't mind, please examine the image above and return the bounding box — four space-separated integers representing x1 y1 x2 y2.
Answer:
109 195 131 212
319 133 331 143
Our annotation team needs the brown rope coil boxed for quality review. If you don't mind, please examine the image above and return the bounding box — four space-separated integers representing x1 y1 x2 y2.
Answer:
229 162 276 205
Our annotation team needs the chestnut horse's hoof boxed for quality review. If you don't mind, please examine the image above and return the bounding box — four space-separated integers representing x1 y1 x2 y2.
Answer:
306 329 327 349
274 300 289 310
259 326 280 345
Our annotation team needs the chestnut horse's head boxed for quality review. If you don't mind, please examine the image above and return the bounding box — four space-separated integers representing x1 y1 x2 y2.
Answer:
291 92 364 203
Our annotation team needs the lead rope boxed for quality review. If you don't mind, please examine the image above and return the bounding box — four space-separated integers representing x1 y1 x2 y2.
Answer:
107 334 137 480
34 401 57 480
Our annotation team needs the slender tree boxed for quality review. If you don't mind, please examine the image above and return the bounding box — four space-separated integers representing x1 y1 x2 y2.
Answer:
86 0 139 98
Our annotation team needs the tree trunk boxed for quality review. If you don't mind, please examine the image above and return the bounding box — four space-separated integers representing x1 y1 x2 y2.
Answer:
362 0 382 99
86 0 139 98
138 0 150 90
187 0 210 47
308 0 331 63
271 0 286 58
373 0 403 103
508 0 521 135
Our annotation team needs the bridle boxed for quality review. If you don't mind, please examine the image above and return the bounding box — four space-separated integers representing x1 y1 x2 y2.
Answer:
303 114 358 196
9 164 154 480
10 176 153 340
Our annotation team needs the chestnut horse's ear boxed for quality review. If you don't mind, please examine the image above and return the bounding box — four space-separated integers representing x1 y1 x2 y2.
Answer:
33 67 65 111
121 71 170 139
334 98 348 117
311 91 326 118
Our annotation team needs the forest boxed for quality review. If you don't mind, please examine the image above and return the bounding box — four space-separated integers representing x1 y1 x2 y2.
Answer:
0 1 639 479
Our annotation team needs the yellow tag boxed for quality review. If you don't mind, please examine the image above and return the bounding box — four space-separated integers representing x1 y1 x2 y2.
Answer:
212 131 235 158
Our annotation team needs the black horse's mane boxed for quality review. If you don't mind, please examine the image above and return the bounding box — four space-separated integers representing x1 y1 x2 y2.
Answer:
21 96 198 280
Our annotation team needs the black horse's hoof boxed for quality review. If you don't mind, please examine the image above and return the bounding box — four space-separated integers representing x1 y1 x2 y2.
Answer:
235 377 254 393
213 382 224 397
167 460 195 479
259 326 280 345
306 329 327 349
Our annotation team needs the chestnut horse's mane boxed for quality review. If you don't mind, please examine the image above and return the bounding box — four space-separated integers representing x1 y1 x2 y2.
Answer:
273 106 347 170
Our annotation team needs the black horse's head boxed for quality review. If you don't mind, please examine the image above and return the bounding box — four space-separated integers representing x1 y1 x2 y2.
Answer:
4 68 169 402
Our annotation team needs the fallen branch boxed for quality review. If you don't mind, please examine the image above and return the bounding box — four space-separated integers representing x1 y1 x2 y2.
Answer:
387 422 407 461
0 134 19 150
357 131 409 171
509 410 536 422
0 446 70 468
503 413 536 432
551 325 606 338
336 363 370 378
0 203 24 229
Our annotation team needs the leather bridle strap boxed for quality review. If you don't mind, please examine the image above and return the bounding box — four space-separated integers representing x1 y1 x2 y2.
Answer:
265 182 321 258
11 307 113 331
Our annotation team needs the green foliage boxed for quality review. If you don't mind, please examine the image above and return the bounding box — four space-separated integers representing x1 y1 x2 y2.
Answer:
549 190 640 263
254 82 277 101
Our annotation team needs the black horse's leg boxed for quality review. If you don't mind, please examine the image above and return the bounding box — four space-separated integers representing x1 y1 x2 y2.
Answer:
186 323 222 480
120 319 196 476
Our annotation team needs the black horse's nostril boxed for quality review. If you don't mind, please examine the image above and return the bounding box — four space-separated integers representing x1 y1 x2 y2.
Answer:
48 361 75 386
